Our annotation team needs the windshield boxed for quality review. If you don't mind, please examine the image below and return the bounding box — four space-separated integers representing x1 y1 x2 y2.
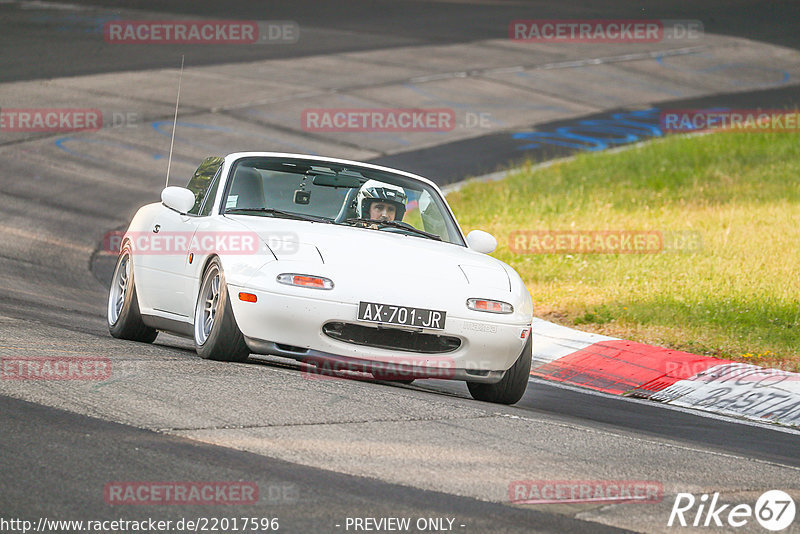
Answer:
222 157 464 245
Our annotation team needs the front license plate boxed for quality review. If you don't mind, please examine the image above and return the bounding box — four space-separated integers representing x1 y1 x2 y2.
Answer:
358 301 446 330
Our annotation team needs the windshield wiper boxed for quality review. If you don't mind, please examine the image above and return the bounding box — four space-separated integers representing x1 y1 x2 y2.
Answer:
225 208 332 223
341 218 442 241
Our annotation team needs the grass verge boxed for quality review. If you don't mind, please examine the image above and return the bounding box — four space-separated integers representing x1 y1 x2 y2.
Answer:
446 132 800 371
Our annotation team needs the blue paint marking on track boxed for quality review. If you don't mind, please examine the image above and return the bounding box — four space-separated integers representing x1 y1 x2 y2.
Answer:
150 120 230 153
28 13 121 34
512 108 663 151
655 53 791 87
54 137 167 162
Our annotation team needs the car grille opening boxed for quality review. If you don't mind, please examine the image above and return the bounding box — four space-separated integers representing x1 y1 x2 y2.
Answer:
323 322 461 354
275 343 308 354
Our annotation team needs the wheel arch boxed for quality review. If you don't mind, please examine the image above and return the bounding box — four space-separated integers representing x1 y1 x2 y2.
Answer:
194 253 241 324
117 237 148 314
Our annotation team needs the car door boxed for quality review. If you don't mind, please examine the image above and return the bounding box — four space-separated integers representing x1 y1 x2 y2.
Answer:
136 157 224 319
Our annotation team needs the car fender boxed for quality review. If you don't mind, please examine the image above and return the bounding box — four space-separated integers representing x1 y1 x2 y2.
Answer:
120 202 164 314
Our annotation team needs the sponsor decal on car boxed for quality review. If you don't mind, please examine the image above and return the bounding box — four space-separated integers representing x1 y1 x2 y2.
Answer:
461 321 498 334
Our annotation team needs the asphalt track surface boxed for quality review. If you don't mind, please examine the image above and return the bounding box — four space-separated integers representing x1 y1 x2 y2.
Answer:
3 0 800 82
1 1 799 533
2 396 622 534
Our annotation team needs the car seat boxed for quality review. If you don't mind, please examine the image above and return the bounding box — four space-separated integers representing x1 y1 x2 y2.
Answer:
228 166 265 210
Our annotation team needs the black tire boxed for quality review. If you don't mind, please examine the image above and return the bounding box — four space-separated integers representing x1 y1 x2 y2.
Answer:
107 245 158 343
467 335 532 405
194 257 250 362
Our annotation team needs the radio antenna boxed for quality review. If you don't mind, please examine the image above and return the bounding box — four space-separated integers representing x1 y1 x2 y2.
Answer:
165 54 185 188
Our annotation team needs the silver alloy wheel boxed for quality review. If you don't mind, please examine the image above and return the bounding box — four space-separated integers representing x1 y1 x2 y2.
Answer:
107 251 131 326
194 264 221 346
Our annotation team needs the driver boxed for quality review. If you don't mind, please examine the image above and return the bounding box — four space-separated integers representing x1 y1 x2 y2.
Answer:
356 180 408 222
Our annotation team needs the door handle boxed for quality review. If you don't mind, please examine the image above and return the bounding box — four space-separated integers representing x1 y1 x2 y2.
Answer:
153 224 161 234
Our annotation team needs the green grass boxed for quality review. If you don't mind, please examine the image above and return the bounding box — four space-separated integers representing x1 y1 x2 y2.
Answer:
446 132 800 371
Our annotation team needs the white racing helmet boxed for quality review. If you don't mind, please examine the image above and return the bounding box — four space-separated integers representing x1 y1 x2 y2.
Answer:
356 180 408 220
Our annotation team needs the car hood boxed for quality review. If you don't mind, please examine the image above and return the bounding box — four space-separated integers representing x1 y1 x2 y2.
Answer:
230 217 510 291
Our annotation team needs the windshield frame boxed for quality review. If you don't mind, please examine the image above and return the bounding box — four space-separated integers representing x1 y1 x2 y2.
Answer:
217 154 467 247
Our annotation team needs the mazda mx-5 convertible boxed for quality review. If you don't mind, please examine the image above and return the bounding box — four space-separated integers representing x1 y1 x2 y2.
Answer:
108 152 533 404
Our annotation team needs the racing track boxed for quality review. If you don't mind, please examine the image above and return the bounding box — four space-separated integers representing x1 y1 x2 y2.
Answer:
1 1 799 533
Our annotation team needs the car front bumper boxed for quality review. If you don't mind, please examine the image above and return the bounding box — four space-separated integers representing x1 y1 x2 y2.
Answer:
229 284 530 383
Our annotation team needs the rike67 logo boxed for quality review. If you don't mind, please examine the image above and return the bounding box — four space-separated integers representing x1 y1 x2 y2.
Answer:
668 490 796 531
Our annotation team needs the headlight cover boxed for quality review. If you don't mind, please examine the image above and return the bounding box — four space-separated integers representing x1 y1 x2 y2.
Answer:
277 273 334 290
466 298 513 314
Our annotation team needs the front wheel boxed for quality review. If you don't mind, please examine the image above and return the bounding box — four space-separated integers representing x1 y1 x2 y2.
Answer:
194 257 250 362
467 335 531 405
107 245 158 343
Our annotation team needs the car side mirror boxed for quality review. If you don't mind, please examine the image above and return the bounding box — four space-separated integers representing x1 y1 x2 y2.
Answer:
466 230 497 254
161 187 196 214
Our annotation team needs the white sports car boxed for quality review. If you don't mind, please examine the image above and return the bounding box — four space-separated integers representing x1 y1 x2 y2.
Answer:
108 152 533 404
